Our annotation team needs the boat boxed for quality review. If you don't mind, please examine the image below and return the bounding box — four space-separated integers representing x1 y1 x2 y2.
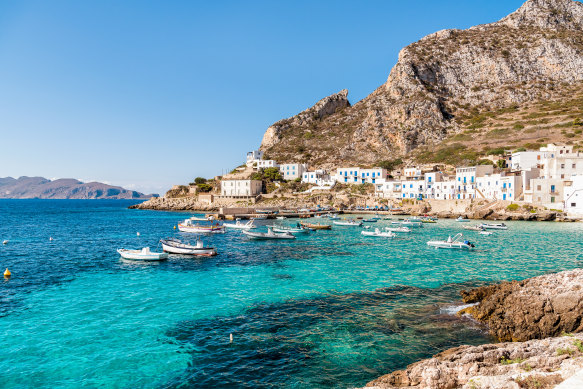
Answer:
268 223 310 234
362 218 378 223
242 227 296 240
190 215 214 221
361 228 396 238
300 222 332 230
326 213 340 220
398 219 423 228
223 219 256 230
385 226 412 233
456 216 471 222
479 231 494 236
160 238 217 256
276 216 286 220
479 223 508 230
427 233 475 250
333 220 363 227
462 225 485 231
178 219 225 233
251 214 268 220
117 247 168 261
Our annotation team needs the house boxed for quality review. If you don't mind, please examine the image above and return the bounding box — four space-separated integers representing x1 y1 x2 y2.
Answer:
476 173 522 201
455 165 494 199
401 180 425 199
256 160 279 169
563 175 583 216
526 178 565 209
374 180 402 199
424 172 446 199
511 151 543 171
220 179 263 197
403 167 423 180
246 150 264 166
302 169 334 186
432 180 457 200
280 163 307 180
539 144 583 180
335 167 387 184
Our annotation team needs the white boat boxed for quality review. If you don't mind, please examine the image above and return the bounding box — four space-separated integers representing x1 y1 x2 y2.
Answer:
479 231 494 236
333 220 363 227
223 219 256 230
251 214 268 220
160 238 217 256
361 228 396 238
362 218 378 223
456 216 471 222
178 219 225 233
394 219 423 228
191 215 214 221
242 227 296 240
427 233 475 250
117 247 168 261
385 226 411 233
268 224 310 234
276 216 286 220
479 223 508 230
463 225 485 231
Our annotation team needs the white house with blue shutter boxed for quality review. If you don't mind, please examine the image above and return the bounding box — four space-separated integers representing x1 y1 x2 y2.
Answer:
455 165 494 199
302 169 334 186
335 167 387 185
279 163 308 180
476 173 522 201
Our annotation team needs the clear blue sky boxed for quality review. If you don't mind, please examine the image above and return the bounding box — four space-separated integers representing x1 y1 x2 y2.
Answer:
0 0 527 194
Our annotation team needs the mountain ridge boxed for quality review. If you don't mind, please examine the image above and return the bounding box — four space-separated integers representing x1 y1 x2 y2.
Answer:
260 0 583 168
0 176 157 199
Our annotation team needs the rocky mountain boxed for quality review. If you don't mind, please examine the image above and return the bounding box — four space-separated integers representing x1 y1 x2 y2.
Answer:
260 0 583 168
0 176 157 199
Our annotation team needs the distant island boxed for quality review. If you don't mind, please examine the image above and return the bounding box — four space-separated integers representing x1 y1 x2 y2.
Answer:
0 176 158 199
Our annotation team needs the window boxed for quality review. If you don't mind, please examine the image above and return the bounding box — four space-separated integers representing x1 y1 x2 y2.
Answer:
537 185 542 191
572 203 577 207
561 164 565 169
573 164 576 169
551 197 555 203
561 174 565 179
551 185 555 193
428 177 432 182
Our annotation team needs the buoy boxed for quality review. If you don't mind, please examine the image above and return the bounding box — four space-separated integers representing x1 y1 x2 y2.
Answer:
49 237 53 241
4 268 11 278
173 226 176 230
137 232 140 236
2 240 8 245
229 333 233 343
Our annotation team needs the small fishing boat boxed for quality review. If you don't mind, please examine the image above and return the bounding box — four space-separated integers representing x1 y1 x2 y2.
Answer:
333 220 363 227
421 218 437 224
385 226 412 233
456 216 471 222
300 222 332 230
242 227 296 240
223 219 256 230
326 213 340 220
268 223 310 234
479 223 508 230
191 215 214 221
427 233 475 250
398 219 423 228
361 228 396 238
117 247 168 261
178 219 225 233
463 225 485 231
362 218 378 223
160 238 217 256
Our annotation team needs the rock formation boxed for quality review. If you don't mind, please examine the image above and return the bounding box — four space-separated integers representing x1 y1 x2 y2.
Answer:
260 0 583 167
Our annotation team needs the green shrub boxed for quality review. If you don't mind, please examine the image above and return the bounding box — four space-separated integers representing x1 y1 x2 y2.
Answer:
506 203 519 211
194 177 207 184
500 356 525 365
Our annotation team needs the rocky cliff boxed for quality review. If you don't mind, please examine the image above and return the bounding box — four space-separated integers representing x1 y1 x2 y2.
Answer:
261 0 583 168
0 176 156 199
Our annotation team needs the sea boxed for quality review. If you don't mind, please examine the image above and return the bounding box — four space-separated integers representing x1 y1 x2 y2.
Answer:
1 199 582 388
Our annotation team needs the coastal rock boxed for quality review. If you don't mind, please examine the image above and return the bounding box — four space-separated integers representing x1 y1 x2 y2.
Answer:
460 269 583 342
365 333 583 389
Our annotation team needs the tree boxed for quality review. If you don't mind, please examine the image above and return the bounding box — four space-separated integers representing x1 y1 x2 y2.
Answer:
194 177 207 184
497 159 507 168
263 167 283 181
196 183 213 192
377 158 403 171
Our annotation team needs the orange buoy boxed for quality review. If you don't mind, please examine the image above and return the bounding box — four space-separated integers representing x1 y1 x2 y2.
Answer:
4 268 11 278
173 226 176 230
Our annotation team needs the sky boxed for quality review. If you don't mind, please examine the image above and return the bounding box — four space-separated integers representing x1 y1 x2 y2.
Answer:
0 0 528 194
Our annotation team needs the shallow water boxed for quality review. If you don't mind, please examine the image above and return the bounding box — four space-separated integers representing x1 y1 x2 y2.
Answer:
0 200 582 388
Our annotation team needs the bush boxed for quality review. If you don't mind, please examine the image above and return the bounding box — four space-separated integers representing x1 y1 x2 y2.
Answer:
497 159 507 168
194 177 207 184
506 203 519 211
377 158 403 171
196 183 213 192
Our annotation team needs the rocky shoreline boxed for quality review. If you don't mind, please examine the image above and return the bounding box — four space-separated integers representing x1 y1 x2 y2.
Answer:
364 269 583 388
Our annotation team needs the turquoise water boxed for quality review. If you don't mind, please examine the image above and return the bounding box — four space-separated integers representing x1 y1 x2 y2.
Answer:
1 200 583 388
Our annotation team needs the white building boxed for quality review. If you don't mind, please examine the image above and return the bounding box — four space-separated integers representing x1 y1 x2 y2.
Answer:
432 180 457 200
526 177 564 209
564 175 583 216
401 180 426 200
403 167 423 180
539 144 583 180
280 163 307 180
256 160 279 169
476 174 522 201
455 165 494 199
220 179 263 197
302 169 334 186
246 150 264 166
511 151 543 171
374 180 402 199
424 172 446 199
335 167 387 184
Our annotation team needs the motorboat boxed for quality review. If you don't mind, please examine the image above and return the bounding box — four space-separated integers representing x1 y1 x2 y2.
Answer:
463 225 485 231
427 233 475 250
117 247 168 261
178 219 225 233
479 231 494 236
268 223 310 234
479 223 508 230
276 216 286 220
160 238 217 256
191 215 214 221
361 228 396 238
362 218 378 223
326 213 340 220
300 222 332 230
456 216 471 222
333 220 363 227
399 219 423 228
223 219 256 230
242 227 296 240
385 226 412 233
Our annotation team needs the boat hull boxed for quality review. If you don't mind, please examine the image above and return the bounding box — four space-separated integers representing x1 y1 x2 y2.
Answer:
426 241 472 250
161 243 217 256
117 249 168 261
178 224 225 233
242 230 296 240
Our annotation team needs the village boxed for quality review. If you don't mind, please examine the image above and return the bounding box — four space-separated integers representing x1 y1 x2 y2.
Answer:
203 143 583 218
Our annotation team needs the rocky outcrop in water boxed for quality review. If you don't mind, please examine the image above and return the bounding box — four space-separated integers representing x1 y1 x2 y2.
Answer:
260 0 583 167
460 269 583 342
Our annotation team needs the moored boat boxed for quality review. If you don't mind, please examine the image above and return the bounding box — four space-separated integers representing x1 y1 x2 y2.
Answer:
462 225 485 231
160 238 217 256
117 247 168 261
178 219 225 233
242 227 296 240
361 228 396 238
223 219 256 230
362 218 378 223
456 216 471 222
333 220 363 227
268 223 310 234
479 223 508 230
300 222 332 230
384 226 412 233
427 233 475 250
